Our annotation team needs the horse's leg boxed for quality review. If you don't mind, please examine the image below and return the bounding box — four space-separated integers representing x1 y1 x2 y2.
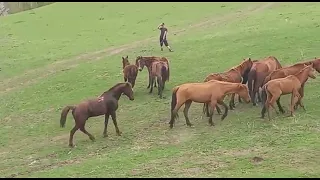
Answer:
157 77 161 97
257 89 262 103
169 99 186 129
205 103 210 117
294 85 304 110
149 76 154 94
229 93 235 110
69 125 79 148
217 100 228 121
276 97 285 114
110 111 121 136
289 91 300 117
209 100 217 126
183 100 193 127
79 121 95 142
268 94 280 120
147 70 151 89
216 105 222 115
103 113 110 138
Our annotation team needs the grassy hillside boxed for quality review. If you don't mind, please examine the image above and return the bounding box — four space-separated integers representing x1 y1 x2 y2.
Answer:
1 2 320 178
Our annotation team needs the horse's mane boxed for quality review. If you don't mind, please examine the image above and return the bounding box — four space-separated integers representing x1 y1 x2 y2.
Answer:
99 83 127 97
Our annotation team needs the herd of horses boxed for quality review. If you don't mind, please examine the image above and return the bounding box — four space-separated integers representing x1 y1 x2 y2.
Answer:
59 54 320 147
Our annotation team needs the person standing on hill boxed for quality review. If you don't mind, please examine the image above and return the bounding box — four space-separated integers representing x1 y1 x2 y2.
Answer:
157 23 173 52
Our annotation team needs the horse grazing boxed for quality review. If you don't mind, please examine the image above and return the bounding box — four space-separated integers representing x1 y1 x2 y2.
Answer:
122 56 138 88
149 61 169 98
59 82 134 147
169 80 251 129
260 64 316 120
247 56 282 106
202 57 253 117
135 56 170 89
263 57 320 110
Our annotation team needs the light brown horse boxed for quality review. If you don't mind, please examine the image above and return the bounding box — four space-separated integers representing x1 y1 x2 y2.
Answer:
169 80 251 129
260 64 316 120
122 56 139 88
59 82 134 147
149 61 169 98
247 56 282 106
263 57 320 111
202 58 253 117
135 56 170 89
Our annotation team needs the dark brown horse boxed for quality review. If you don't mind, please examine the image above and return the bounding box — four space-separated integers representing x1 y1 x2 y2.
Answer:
135 56 170 89
122 56 138 88
261 64 316 120
203 58 253 117
59 82 134 147
149 61 169 98
247 56 282 106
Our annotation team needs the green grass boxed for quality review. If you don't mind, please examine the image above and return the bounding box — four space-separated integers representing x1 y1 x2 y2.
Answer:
1 2 320 178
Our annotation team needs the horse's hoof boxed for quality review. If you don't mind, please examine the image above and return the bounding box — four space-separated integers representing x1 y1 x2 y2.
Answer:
103 134 108 138
69 144 75 148
90 137 96 141
187 123 193 127
117 131 122 136
169 125 173 129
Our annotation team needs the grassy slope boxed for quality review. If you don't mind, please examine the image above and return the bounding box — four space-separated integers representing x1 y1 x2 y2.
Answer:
0 2 248 80
1 2 320 178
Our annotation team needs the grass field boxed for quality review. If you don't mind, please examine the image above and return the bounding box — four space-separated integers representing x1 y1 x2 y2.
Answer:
1 2 320 178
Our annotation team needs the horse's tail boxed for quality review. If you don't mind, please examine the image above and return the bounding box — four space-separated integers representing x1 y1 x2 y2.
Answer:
60 105 76 128
261 84 268 108
161 65 169 82
171 86 180 117
247 68 256 100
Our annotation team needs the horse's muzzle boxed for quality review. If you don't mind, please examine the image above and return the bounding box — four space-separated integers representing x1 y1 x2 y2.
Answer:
130 97 134 101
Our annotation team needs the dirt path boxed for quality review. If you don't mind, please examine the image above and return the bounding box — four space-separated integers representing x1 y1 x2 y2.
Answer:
0 3 278 96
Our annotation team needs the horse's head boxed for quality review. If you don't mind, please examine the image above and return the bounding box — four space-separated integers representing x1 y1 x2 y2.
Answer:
122 55 129 69
122 82 134 101
238 58 253 77
311 58 320 73
135 56 145 71
304 64 316 79
237 84 251 103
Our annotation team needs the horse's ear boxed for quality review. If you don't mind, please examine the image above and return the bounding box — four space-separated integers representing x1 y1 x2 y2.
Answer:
248 58 251 61
122 56 124 60
126 55 128 59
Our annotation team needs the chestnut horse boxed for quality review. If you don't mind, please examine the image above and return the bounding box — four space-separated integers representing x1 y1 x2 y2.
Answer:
247 56 282 106
59 82 134 147
149 61 169 98
122 56 138 88
169 80 251 129
202 58 253 117
135 56 170 89
260 65 316 120
263 57 320 110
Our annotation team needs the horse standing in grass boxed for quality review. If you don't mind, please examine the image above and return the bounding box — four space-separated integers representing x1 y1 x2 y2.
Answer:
202 57 253 117
169 80 251 129
247 56 282 106
122 56 138 88
260 65 316 120
135 56 170 89
149 60 169 98
263 57 320 110
59 82 134 147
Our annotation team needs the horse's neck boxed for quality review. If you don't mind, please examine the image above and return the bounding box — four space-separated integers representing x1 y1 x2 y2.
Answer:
296 69 309 84
221 83 239 94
